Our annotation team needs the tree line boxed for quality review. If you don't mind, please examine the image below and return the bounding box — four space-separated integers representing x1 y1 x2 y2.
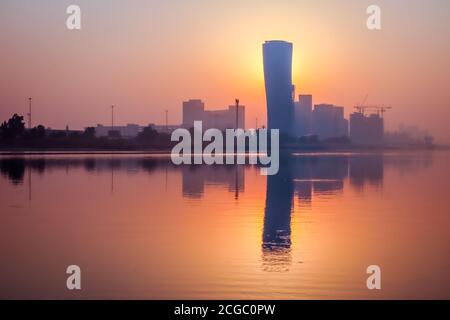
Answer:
0 113 173 150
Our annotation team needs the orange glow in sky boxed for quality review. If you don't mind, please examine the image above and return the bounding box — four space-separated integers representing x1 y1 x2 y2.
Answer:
0 0 449 142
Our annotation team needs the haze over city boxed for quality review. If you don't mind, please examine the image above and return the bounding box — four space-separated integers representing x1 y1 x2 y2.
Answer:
2 0 450 304
1 0 449 143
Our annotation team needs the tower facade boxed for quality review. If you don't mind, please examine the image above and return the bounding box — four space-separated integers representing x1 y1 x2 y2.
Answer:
263 40 294 136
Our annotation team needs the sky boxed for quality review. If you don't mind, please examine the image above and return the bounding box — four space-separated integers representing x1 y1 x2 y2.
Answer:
0 0 449 143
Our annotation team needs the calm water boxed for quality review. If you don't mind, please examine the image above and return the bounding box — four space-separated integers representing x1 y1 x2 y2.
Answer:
1 151 449 299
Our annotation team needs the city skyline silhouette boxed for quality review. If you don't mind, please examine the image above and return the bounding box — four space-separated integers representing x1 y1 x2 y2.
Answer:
1 1 449 143
1 0 450 303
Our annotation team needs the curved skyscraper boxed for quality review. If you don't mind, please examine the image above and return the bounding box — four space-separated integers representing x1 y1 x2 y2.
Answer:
263 40 294 136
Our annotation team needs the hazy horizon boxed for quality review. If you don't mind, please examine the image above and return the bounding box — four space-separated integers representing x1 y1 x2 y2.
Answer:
1 0 449 142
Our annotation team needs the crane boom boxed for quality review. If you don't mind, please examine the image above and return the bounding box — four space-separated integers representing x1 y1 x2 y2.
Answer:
354 105 392 117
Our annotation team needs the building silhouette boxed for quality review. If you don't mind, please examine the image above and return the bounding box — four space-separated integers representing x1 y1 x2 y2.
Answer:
312 104 348 140
182 99 245 131
94 123 142 138
263 40 294 136
182 99 205 128
294 94 312 137
350 112 384 145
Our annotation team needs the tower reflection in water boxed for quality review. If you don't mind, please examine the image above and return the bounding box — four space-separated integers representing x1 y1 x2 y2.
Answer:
0 153 433 274
262 155 294 272
260 153 411 272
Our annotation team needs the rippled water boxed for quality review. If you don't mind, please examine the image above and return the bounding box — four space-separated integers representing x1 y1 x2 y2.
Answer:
1 151 449 299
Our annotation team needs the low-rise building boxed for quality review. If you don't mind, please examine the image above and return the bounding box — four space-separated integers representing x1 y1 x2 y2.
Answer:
94 124 142 138
182 99 245 131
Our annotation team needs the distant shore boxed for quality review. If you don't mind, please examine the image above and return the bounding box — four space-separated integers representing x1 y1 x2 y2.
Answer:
0 144 446 156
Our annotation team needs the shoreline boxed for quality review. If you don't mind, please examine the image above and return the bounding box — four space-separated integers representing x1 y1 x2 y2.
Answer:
0 145 446 156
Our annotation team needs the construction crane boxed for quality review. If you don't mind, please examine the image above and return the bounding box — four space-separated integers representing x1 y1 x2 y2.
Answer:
377 105 392 117
360 94 368 107
354 104 392 117
355 94 368 114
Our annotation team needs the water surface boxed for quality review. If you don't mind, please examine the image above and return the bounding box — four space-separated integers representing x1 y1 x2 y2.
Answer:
1 151 449 299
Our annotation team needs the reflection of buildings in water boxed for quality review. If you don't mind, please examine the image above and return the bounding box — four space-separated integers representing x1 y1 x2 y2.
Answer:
262 156 293 272
287 153 423 204
313 179 344 195
261 154 387 272
383 153 433 175
294 180 313 205
0 153 433 203
291 156 348 205
0 157 174 187
0 157 247 200
0 153 436 274
181 165 244 199
0 152 434 205
349 154 384 190
0 153 434 195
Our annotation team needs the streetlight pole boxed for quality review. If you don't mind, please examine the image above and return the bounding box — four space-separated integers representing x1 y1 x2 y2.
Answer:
165 109 168 132
235 98 239 129
28 97 32 129
111 105 114 130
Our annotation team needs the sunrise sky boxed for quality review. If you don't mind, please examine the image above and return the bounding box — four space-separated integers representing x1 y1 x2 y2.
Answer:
0 0 449 142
